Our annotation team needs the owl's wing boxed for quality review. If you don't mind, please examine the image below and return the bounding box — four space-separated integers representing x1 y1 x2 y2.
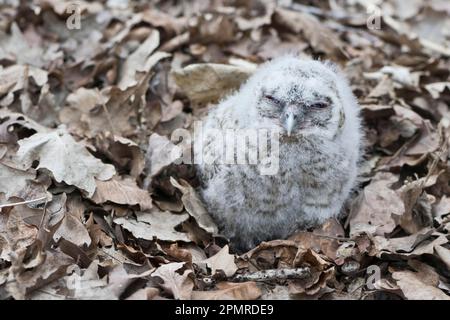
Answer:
194 94 243 186
193 107 221 186
194 122 227 186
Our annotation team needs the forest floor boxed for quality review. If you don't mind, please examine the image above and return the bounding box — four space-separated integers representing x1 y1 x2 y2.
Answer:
0 0 450 300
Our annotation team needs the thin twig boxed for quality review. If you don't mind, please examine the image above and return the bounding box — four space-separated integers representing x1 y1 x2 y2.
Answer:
38 197 49 231
0 196 47 209
312 234 352 242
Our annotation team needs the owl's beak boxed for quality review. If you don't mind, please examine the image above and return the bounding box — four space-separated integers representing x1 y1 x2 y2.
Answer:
285 112 296 137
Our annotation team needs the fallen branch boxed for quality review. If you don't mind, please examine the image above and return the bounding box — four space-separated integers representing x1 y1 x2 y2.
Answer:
231 267 311 282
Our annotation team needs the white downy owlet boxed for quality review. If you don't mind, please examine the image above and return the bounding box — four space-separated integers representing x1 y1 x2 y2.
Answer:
195 55 363 252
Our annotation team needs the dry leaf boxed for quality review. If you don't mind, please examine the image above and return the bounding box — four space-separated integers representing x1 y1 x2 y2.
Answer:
434 245 450 269
1 0 450 301
172 63 255 104
92 176 152 210
425 82 450 99
146 133 181 178
0 65 48 97
0 207 38 262
273 8 344 57
114 209 190 242
15 127 115 197
0 163 38 200
289 249 335 296
202 245 237 277
65 262 119 300
170 177 218 235
6 247 73 300
192 282 261 300
54 214 91 248
151 262 193 300
349 172 404 236
0 23 62 67
392 270 450 300
118 29 170 90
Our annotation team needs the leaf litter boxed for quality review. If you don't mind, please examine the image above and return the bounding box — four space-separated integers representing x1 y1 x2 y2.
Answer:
0 0 450 300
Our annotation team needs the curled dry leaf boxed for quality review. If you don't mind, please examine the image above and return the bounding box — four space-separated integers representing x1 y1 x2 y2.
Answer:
392 270 450 300
235 1 275 31
15 127 116 197
397 178 436 234
289 249 335 296
0 65 48 99
425 82 450 99
189 14 236 44
349 172 404 236
191 281 261 300
151 262 194 300
126 287 162 300
172 63 255 104
65 262 118 300
54 214 91 248
434 245 450 269
372 227 433 255
141 9 187 35
373 231 448 258
289 218 345 262
62 71 154 138
118 29 170 90
170 177 219 235
432 196 450 223
0 206 38 262
59 87 107 137
0 23 62 68
92 176 152 210
164 243 207 265
114 209 190 242
273 8 345 57
244 240 299 269
0 110 48 144
364 66 422 89
201 245 237 277
6 247 73 300
0 163 38 200
108 136 145 178
161 100 184 123
146 133 181 178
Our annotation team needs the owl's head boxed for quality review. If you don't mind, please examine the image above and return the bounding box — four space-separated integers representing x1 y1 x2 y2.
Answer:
243 55 353 140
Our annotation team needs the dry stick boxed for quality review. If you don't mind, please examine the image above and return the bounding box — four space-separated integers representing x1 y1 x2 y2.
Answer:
38 196 49 231
160 32 189 52
0 196 47 209
312 234 351 242
231 267 311 282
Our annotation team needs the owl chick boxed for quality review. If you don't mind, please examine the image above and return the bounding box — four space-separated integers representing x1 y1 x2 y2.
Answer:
195 55 362 252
